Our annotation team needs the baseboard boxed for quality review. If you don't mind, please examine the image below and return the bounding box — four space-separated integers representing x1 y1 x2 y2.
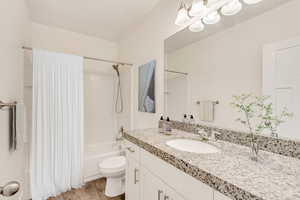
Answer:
84 173 104 183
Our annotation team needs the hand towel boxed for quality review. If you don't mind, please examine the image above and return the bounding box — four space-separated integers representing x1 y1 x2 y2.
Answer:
17 103 27 143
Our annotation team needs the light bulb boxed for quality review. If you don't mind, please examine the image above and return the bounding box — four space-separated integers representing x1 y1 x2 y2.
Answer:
189 20 205 32
189 0 209 17
175 4 191 26
221 0 242 16
243 0 263 5
203 11 221 25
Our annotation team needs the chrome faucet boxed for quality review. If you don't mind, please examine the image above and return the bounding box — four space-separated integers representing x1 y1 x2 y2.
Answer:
196 127 219 142
196 127 209 140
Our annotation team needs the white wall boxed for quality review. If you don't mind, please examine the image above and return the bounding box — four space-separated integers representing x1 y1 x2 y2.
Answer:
167 0 300 131
119 0 181 129
165 76 188 121
0 0 30 199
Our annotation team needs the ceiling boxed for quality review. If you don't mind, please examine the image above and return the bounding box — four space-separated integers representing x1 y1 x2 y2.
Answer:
165 0 293 53
26 0 161 42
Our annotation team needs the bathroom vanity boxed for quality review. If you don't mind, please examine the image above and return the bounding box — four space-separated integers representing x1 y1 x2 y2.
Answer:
123 128 300 200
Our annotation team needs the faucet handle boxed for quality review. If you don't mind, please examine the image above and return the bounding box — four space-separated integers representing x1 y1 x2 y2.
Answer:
196 127 209 139
196 127 205 134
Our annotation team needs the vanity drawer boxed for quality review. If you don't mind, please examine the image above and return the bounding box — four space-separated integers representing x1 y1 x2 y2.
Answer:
124 140 140 162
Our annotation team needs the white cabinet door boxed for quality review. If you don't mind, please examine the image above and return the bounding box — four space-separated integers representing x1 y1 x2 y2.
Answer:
214 191 231 200
125 157 140 200
141 166 185 200
141 167 164 200
166 186 186 200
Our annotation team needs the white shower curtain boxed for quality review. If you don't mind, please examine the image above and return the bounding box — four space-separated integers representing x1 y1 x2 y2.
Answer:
31 49 84 200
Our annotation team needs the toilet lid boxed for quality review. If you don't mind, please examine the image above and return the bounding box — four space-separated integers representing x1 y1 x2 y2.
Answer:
99 156 126 169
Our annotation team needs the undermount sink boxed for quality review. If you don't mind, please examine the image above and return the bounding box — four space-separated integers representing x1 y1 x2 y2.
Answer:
166 139 220 154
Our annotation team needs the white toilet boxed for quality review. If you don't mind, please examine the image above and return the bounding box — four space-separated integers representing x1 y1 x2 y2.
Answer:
98 156 126 197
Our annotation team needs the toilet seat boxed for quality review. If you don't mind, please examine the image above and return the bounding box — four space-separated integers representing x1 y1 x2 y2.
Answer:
99 156 126 174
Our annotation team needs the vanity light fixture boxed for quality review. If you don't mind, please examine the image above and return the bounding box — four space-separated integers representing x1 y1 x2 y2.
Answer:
189 19 205 32
189 0 209 17
243 0 263 5
221 0 242 16
175 0 264 32
175 1 191 26
203 11 221 25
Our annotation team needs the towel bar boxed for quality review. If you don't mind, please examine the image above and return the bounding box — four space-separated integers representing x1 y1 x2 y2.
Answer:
0 101 17 109
196 100 219 105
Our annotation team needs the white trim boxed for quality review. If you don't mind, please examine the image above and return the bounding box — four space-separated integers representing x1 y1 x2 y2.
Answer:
84 173 105 183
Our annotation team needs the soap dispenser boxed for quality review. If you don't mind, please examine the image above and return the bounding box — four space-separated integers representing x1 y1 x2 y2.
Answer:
165 117 172 132
182 114 188 123
159 116 165 133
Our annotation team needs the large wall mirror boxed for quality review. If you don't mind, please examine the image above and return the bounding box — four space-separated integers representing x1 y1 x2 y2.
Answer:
164 0 300 140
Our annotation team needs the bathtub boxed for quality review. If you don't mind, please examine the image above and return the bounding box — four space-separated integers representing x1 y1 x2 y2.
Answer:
84 141 122 182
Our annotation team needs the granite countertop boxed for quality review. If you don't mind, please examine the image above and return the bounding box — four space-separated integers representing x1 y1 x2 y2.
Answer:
124 128 300 200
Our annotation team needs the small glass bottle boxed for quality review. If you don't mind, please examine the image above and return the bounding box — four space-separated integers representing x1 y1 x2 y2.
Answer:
182 114 188 123
165 117 172 132
189 115 195 124
159 116 165 133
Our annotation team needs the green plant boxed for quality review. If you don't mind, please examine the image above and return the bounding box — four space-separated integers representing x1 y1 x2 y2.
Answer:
231 94 292 161
256 99 293 138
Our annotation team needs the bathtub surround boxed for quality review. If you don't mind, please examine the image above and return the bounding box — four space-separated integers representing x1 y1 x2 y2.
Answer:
31 49 84 199
124 129 300 200
159 120 300 159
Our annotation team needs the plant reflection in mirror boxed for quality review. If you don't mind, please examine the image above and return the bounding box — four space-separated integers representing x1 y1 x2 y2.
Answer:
231 94 293 161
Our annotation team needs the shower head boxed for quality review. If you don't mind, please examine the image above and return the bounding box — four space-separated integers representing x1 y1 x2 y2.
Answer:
112 64 120 77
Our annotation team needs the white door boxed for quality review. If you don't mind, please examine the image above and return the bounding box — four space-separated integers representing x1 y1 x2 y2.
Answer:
125 157 140 200
263 36 300 140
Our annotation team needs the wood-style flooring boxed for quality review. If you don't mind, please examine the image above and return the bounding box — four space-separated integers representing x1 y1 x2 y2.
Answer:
48 178 125 200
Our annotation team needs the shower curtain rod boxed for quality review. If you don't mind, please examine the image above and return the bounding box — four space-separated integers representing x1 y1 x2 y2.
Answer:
22 46 133 66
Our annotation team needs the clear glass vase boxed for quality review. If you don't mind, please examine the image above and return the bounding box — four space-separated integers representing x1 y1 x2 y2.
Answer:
250 135 260 161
